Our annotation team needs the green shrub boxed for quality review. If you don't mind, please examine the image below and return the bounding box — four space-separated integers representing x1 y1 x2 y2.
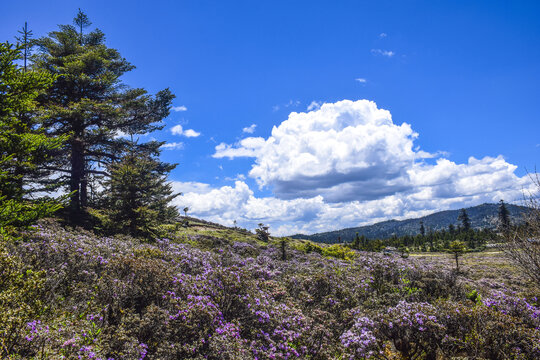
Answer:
322 244 356 260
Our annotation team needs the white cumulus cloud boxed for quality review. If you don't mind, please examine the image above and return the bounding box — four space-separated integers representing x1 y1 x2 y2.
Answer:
171 99 535 235
355 78 367 83
171 124 201 137
211 99 532 207
215 100 420 201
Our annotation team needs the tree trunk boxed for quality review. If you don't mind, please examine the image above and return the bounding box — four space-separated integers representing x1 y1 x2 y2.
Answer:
70 138 84 218
80 173 88 208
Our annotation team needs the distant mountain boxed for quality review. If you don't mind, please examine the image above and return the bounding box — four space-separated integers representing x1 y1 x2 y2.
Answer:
290 203 528 243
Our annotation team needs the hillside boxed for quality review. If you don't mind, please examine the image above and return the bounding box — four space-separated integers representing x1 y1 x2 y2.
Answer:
1 218 538 359
291 203 528 243
2 218 539 359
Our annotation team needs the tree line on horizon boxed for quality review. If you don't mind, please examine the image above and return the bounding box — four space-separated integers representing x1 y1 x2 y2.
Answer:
336 202 517 253
1 10 181 239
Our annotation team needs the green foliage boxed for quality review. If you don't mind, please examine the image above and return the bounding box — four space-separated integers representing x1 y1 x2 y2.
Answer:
303 241 323 254
498 199 511 239
467 289 482 305
458 208 471 232
322 244 356 260
255 223 270 242
448 240 466 272
100 152 179 239
398 244 409 258
0 244 46 356
0 42 65 237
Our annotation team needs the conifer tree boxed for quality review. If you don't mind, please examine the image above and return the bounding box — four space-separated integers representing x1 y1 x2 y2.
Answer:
256 223 270 242
11 23 63 199
0 42 64 236
458 208 471 232
280 239 287 260
101 151 179 238
360 234 367 248
351 232 361 249
448 240 466 272
33 10 174 219
498 199 511 238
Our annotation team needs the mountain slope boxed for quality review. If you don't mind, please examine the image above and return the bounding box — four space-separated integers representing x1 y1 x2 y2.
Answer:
291 203 528 243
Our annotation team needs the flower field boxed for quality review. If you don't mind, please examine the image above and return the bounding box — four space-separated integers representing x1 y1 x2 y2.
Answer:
1 220 538 359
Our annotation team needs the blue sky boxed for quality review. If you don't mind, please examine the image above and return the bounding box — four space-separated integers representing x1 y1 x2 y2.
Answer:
3 1 540 234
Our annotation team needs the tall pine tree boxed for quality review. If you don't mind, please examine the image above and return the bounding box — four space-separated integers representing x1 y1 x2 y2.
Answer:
0 42 65 236
458 208 471 232
33 10 174 220
498 199 511 239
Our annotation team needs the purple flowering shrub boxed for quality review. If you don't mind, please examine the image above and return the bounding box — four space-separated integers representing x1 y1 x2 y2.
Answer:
376 301 444 358
340 315 380 359
341 302 444 359
438 300 540 359
0 220 538 359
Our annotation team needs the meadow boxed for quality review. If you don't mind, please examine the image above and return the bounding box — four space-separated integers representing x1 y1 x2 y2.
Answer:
1 219 538 359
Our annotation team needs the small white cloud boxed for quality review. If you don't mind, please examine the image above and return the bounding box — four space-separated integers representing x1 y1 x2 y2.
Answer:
371 49 395 57
307 101 321 111
355 78 367 83
172 105 187 112
243 124 257 134
160 142 184 150
171 124 201 137
184 129 201 137
213 137 266 159
379 32 387 38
